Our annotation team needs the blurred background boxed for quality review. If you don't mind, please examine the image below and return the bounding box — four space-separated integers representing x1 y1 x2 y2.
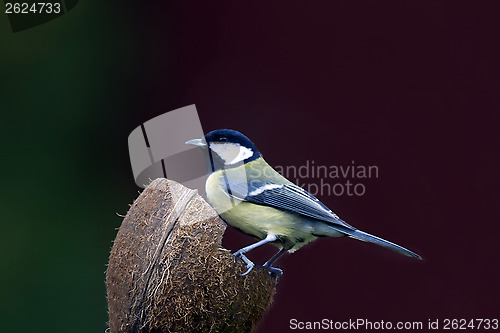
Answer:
1 1 499 332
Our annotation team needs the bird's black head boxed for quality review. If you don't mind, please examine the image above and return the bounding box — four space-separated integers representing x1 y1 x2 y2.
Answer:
204 129 261 166
186 129 261 168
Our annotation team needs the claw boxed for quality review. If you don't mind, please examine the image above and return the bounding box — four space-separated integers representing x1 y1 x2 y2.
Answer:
266 266 283 277
241 262 255 276
233 252 256 276
262 263 283 278
233 251 282 277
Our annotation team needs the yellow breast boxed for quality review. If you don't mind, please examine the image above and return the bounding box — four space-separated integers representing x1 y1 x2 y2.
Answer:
205 161 318 252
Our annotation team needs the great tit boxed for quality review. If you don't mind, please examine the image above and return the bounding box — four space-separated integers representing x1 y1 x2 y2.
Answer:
187 129 421 276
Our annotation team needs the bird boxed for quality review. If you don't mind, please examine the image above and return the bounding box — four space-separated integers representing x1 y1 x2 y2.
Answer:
186 129 421 276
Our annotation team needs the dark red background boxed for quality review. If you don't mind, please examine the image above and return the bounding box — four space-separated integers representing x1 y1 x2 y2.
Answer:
132 2 499 331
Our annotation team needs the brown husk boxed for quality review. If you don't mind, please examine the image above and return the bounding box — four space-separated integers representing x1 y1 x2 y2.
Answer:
106 179 277 333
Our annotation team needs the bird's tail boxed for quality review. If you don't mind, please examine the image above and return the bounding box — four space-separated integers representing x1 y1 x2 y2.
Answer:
344 229 422 260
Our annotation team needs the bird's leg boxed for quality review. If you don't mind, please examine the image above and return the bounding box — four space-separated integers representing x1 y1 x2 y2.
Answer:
233 234 277 276
263 248 288 267
262 247 288 277
233 234 278 256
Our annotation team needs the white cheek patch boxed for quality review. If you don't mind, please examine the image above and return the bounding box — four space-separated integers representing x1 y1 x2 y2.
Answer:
248 183 282 196
232 145 253 164
210 143 254 165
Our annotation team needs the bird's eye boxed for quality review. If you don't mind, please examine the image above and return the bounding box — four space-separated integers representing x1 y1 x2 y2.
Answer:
219 137 227 142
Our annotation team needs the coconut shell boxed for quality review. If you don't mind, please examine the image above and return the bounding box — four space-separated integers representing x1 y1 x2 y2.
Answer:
106 179 278 333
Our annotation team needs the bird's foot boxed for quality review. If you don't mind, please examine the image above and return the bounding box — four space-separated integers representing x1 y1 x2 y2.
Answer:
265 266 283 278
233 252 255 276
262 262 283 278
233 248 245 257
233 251 283 277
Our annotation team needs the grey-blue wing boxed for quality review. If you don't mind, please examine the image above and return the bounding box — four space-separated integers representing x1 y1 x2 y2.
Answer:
221 178 355 231
220 178 422 259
